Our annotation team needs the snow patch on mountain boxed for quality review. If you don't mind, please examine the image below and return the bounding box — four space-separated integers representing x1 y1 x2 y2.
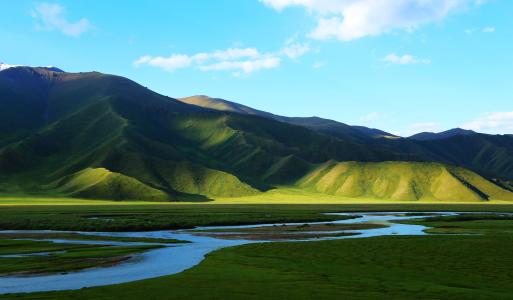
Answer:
0 63 64 72
0 63 21 71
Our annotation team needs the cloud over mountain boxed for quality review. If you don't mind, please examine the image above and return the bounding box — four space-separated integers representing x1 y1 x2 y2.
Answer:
31 3 94 37
463 111 513 134
134 42 310 75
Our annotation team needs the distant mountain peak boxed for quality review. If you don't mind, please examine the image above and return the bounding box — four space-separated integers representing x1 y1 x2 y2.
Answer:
409 128 477 141
179 95 276 117
43 66 65 72
0 62 64 73
352 125 399 139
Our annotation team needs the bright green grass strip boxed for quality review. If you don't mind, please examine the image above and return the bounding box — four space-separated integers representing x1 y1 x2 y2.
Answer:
2 186 513 205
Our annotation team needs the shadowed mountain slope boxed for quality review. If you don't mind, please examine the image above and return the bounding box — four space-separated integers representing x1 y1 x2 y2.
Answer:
180 96 513 181
179 95 397 142
409 128 477 141
0 67 404 201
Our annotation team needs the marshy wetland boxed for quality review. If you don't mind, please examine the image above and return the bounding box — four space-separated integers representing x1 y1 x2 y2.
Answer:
1 204 513 299
3 208 513 296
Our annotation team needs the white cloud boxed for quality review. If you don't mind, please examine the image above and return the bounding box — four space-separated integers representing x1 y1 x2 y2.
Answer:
31 3 94 37
482 26 495 33
207 48 261 61
281 43 310 59
134 41 309 75
383 53 431 65
462 111 513 134
411 122 439 132
260 0 487 41
199 57 281 74
133 55 193 71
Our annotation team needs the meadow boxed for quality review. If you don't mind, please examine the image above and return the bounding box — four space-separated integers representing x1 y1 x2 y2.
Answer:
2 195 513 231
2 194 513 299
2 207 513 299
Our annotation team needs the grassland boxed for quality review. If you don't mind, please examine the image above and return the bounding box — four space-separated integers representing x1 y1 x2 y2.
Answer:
2 198 513 299
2 199 513 231
4 211 513 299
404 213 513 235
0 201 356 232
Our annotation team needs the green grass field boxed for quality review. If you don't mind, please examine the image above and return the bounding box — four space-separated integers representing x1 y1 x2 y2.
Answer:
2 199 513 231
4 211 513 299
2 200 513 299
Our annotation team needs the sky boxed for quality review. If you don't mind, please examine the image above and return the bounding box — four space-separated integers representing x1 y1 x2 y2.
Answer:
0 0 512 136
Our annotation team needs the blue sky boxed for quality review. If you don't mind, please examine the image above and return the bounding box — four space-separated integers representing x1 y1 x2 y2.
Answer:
1 0 512 136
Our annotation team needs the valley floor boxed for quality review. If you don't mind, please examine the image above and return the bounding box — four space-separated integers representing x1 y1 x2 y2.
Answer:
1 201 513 299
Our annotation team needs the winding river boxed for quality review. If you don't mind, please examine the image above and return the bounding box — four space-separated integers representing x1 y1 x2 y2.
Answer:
0 212 457 294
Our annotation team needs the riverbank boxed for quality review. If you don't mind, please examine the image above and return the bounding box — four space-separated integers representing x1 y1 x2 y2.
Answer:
3 212 513 299
0 212 454 293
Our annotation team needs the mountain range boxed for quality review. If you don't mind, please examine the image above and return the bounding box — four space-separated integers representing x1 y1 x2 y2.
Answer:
409 128 477 141
1 65 512 202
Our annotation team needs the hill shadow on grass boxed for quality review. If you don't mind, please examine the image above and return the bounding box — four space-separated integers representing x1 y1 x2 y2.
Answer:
173 191 214 202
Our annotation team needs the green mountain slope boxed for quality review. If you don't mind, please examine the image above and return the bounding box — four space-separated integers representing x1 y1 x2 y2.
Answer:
1 67 512 202
376 134 513 180
179 95 397 142
297 161 513 201
0 67 405 201
50 168 169 201
180 95 513 181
